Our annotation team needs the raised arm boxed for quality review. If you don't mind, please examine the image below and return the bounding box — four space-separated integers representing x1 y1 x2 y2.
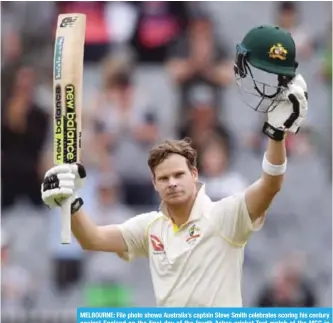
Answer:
209 74 308 247
71 208 154 261
41 163 154 259
245 138 286 221
245 74 308 222
71 208 126 252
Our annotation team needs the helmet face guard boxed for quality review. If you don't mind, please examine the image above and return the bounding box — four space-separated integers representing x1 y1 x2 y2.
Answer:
235 26 298 113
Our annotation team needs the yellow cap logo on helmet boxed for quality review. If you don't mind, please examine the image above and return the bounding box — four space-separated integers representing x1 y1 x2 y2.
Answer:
268 43 288 60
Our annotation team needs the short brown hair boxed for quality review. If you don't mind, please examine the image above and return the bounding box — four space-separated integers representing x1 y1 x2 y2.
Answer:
148 138 197 175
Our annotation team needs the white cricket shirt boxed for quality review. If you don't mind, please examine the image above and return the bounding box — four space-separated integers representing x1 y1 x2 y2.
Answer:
117 183 265 307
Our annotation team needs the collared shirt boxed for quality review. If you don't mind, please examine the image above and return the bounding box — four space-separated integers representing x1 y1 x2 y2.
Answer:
117 183 265 307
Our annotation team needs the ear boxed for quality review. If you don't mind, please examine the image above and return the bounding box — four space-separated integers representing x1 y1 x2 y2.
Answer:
151 175 158 192
191 167 199 181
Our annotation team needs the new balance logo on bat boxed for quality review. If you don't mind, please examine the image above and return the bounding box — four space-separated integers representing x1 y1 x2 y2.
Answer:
60 17 78 28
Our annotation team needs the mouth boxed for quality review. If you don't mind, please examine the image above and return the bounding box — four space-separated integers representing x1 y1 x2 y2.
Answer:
167 191 182 197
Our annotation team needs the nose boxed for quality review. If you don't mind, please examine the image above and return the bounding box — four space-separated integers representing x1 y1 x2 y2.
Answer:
168 177 178 188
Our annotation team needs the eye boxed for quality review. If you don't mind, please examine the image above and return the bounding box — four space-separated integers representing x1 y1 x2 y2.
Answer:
175 172 185 178
159 176 168 182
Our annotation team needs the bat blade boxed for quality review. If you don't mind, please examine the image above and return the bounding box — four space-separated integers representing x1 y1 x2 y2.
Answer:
53 13 86 244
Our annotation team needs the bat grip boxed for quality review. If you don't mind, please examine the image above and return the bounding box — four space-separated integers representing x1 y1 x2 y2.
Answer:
61 198 72 244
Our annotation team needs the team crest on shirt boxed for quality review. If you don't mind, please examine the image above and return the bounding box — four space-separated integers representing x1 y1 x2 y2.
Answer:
150 234 165 254
186 225 201 244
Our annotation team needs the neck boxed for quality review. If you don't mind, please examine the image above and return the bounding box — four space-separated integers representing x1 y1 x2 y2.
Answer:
168 188 198 228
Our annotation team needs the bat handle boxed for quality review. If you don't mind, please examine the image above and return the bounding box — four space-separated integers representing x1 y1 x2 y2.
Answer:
61 198 72 244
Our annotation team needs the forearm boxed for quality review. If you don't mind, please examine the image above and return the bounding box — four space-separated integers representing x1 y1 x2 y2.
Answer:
245 138 287 220
261 138 287 191
167 60 195 83
71 209 100 249
244 68 308 221
205 63 233 86
71 208 127 253
265 137 286 165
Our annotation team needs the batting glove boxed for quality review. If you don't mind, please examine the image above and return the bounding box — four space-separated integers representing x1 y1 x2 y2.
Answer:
41 163 86 214
263 74 308 141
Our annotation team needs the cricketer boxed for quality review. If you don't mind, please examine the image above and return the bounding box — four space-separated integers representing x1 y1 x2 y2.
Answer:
41 26 308 307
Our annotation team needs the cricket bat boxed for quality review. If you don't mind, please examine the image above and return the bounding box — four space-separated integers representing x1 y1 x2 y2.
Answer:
53 14 86 244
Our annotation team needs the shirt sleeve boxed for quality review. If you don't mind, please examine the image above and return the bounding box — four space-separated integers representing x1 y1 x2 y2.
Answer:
210 193 266 246
116 211 157 261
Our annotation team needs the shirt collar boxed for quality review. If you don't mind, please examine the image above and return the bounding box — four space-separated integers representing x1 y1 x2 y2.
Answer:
159 182 210 223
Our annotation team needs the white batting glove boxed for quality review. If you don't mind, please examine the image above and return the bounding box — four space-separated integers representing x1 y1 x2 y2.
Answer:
263 74 308 141
41 163 86 213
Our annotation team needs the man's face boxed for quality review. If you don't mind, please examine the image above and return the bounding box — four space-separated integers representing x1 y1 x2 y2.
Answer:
97 186 117 207
201 143 228 176
279 9 297 29
191 19 212 38
153 154 198 206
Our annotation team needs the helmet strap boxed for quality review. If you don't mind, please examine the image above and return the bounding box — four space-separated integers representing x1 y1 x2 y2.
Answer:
277 75 293 87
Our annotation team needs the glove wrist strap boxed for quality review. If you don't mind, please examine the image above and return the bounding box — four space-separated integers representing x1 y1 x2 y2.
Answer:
262 122 285 141
71 197 84 214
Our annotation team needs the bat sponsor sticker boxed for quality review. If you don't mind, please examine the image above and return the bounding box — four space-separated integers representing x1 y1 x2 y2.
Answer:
54 37 64 80
54 85 63 164
64 84 77 163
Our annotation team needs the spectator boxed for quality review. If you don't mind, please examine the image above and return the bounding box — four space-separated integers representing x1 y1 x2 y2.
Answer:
176 76 233 166
1 228 36 311
1 3 22 69
48 214 85 294
275 2 314 60
91 56 160 207
167 10 233 128
1 2 54 101
199 134 247 201
255 252 318 307
1 2 54 71
85 173 134 307
55 2 115 63
129 1 190 64
1 65 50 210
245 123 315 159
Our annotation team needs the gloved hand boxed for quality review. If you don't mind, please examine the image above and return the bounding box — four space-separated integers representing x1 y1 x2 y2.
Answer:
41 163 86 214
263 74 308 141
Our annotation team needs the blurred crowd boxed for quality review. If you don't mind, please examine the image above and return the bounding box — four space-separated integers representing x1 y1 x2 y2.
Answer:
1 1 332 321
